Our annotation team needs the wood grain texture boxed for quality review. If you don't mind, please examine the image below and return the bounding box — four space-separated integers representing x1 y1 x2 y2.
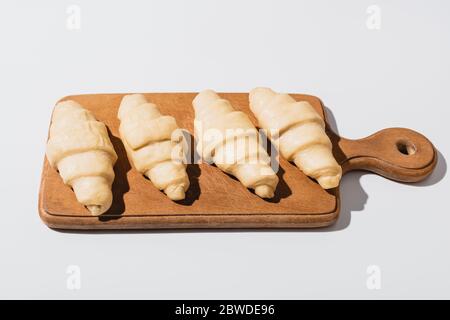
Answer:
38 93 437 229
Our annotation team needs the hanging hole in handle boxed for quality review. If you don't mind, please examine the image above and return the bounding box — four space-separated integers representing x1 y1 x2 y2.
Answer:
396 140 416 155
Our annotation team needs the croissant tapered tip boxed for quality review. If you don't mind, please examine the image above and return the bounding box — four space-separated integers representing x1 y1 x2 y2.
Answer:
249 87 271 95
86 205 105 216
316 175 341 189
250 87 275 97
249 87 276 113
165 184 186 201
118 93 147 120
254 185 275 199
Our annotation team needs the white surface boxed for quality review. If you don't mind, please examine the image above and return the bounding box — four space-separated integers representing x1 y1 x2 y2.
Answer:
0 0 449 299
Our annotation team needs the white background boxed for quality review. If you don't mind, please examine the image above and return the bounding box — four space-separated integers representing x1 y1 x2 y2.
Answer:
0 0 448 299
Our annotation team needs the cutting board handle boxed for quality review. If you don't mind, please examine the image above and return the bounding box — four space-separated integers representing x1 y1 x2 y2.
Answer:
330 127 437 182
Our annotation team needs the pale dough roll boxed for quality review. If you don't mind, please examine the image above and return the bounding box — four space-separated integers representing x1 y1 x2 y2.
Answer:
193 89 278 199
118 94 189 201
46 100 117 215
249 87 342 189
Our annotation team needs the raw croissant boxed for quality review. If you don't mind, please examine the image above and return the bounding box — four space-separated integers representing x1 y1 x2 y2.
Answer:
249 87 342 189
46 100 118 215
118 94 189 200
193 90 279 198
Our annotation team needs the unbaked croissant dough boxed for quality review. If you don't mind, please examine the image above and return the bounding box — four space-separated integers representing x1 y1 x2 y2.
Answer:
46 100 118 215
118 94 189 200
193 90 279 198
249 87 342 189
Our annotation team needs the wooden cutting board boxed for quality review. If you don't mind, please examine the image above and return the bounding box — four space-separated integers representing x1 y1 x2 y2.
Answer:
38 93 437 230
